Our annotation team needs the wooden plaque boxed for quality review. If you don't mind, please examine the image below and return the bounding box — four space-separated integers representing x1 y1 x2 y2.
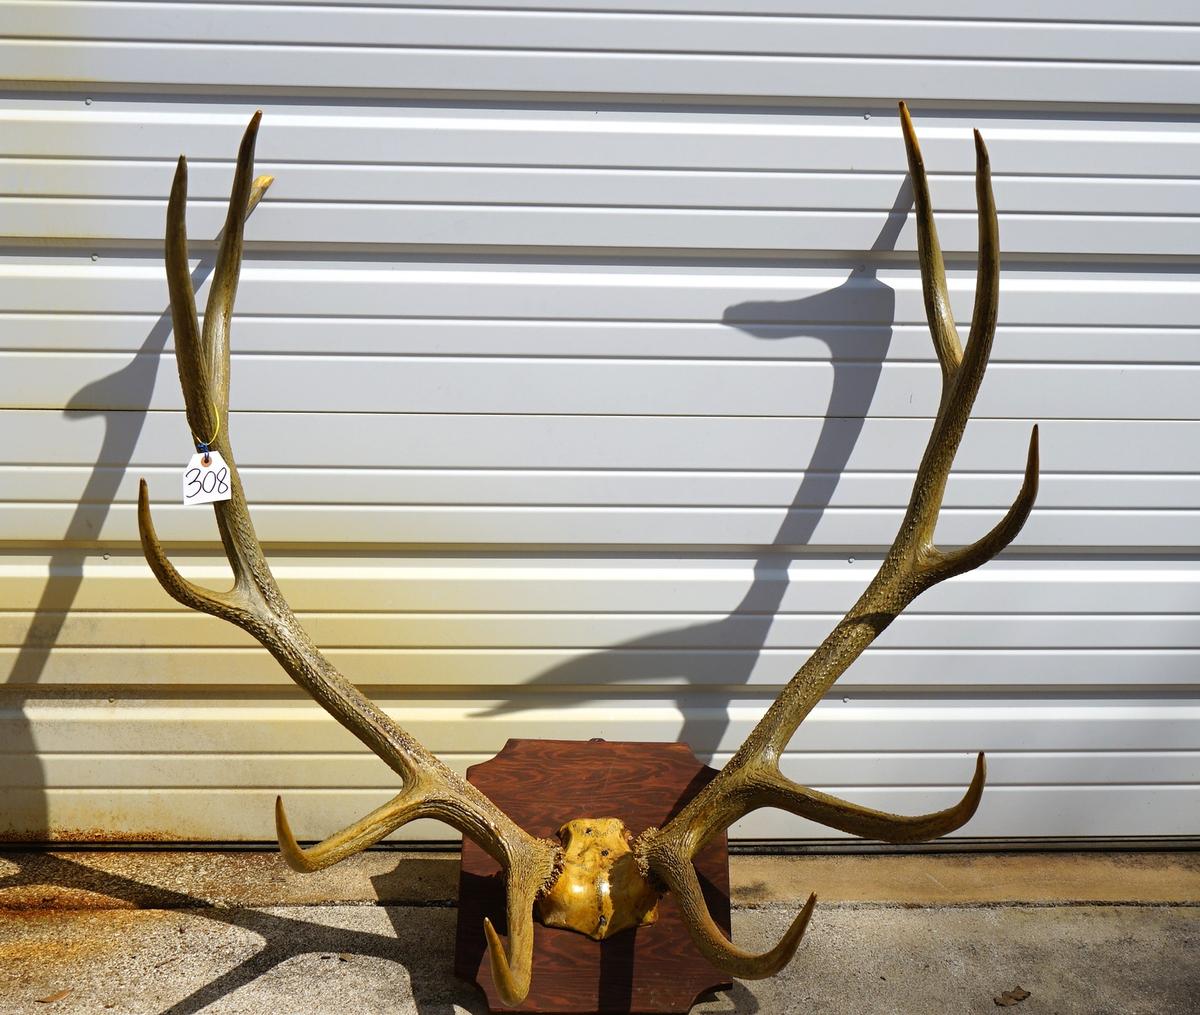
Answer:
454 738 732 1014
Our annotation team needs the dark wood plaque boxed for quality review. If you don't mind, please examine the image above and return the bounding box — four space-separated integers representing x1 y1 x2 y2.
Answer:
454 738 732 1014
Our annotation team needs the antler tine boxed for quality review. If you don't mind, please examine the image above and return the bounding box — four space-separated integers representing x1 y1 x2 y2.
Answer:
164 146 273 433
756 752 987 843
203 109 261 411
636 104 1040 979
483 857 550 1005
137 478 249 622
275 789 431 874
926 427 1038 585
164 153 207 439
141 113 560 1006
656 851 816 978
900 100 961 382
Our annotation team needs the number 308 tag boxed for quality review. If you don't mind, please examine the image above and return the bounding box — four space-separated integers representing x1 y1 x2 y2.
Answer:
182 450 232 506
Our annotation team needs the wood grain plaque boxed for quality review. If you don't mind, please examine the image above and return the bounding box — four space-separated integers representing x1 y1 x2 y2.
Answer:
454 738 732 1014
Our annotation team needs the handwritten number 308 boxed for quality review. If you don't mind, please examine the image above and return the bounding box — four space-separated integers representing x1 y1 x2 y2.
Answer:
185 466 230 498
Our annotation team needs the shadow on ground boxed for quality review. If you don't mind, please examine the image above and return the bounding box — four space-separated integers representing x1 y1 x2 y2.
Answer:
0 850 482 1014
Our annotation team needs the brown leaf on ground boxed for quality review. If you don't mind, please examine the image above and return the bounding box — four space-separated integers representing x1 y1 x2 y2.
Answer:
35 989 73 1004
994 986 1032 1007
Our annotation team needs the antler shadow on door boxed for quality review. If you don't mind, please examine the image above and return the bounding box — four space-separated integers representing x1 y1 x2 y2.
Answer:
2 180 271 842
478 180 913 764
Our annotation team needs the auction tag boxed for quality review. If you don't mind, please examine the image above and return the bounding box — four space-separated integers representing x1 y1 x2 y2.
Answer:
182 450 232 506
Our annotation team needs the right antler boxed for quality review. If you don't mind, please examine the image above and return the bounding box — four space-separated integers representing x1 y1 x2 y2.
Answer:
635 103 1040 977
138 111 560 1006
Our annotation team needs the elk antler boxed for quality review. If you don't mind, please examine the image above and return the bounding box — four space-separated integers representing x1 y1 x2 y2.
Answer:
138 111 560 1006
634 102 1040 977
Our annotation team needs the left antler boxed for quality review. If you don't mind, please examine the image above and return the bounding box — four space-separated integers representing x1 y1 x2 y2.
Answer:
635 102 1040 977
139 111 560 1006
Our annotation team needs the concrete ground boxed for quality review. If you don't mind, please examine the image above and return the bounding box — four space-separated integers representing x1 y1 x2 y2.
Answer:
1 850 1198 1014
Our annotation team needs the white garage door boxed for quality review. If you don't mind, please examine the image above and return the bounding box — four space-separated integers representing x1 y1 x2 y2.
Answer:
1 1 1198 843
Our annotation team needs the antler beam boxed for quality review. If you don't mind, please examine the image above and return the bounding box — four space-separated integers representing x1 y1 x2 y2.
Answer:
634 101 1040 977
139 111 560 1006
